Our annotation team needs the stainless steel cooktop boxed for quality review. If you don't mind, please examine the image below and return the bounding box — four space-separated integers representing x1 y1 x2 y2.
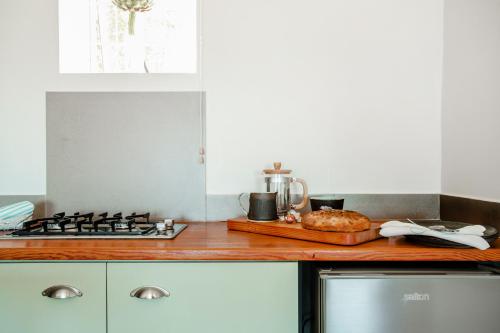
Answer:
0 212 187 239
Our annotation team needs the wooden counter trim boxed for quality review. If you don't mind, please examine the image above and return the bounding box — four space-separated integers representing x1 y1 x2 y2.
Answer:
0 248 314 261
0 222 499 261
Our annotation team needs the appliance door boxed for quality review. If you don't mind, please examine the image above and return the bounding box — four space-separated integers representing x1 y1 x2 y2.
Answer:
319 270 500 333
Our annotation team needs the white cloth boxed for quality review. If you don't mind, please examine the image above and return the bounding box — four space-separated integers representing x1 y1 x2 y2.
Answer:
380 221 490 250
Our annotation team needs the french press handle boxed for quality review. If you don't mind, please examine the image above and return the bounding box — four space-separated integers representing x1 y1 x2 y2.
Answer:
291 178 308 210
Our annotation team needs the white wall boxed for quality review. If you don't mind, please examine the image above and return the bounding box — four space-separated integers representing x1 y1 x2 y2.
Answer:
0 0 201 194
204 0 443 194
1 0 444 195
442 0 500 202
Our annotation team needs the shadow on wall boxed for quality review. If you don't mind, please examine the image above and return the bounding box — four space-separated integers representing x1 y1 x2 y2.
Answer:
0 196 47 218
441 195 500 231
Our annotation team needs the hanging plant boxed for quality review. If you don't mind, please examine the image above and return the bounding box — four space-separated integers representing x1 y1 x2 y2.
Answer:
112 0 153 35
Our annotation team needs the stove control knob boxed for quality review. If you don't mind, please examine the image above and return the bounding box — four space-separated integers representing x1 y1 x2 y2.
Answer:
155 222 166 233
164 219 174 230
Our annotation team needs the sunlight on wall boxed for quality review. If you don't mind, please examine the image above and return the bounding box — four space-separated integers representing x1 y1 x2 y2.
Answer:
59 0 197 73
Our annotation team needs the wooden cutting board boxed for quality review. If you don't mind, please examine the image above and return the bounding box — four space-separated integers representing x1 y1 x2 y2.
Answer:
227 217 383 246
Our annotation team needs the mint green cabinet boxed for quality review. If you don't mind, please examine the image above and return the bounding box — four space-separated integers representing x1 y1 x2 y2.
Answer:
0 262 298 333
0 263 106 333
107 262 298 333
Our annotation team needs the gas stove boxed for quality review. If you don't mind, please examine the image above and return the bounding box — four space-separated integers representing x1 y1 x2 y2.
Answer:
0 212 187 239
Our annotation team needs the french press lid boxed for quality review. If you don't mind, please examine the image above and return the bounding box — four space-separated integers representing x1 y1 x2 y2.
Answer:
263 162 292 175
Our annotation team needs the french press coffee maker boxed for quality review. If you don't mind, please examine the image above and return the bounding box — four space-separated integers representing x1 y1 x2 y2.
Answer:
263 162 308 216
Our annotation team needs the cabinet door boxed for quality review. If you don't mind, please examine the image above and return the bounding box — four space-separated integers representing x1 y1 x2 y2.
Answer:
0 263 106 333
108 262 298 333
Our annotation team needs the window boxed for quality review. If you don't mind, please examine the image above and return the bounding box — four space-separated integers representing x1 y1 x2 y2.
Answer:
59 0 197 73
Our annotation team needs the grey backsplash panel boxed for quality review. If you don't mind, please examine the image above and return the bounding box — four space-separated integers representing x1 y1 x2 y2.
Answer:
207 194 439 221
46 92 206 220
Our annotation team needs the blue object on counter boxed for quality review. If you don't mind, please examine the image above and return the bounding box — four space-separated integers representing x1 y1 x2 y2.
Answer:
0 201 34 230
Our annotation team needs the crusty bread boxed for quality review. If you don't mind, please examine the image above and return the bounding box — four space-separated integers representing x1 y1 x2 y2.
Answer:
302 209 371 232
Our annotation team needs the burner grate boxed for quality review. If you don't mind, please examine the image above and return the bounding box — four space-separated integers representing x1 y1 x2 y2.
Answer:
14 211 154 235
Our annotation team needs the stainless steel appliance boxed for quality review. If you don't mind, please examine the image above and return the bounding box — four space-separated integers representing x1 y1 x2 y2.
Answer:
318 268 500 333
0 211 187 239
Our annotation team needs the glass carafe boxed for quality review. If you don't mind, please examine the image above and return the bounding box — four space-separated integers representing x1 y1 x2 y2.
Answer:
263 162 308 216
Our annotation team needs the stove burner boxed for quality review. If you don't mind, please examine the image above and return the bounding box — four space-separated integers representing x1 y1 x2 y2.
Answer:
6 211 187 239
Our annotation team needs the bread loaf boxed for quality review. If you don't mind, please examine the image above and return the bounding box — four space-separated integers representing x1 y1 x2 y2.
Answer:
301 209 371 232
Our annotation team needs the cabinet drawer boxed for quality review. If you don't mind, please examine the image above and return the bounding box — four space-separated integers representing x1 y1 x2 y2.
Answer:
108 262 298 333
0 263 106 333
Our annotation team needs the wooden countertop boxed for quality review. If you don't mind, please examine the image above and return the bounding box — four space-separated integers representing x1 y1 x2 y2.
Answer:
0 222 499 261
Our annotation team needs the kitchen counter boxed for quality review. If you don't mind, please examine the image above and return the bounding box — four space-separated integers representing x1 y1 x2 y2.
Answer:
0 222 499 261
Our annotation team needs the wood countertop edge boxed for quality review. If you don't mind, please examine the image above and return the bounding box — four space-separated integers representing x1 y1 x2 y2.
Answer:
310 249 500 262
0 248 314 261
0 246 499 261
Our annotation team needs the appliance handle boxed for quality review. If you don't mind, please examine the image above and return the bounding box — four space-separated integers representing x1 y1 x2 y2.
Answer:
130 286 170 300
291 178 308 210
42 285 83 299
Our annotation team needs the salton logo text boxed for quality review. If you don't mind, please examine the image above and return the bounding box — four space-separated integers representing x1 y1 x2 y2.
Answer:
403 292 430 302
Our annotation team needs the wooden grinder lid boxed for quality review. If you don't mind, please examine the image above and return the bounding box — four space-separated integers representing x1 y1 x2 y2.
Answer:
263 162 292 175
